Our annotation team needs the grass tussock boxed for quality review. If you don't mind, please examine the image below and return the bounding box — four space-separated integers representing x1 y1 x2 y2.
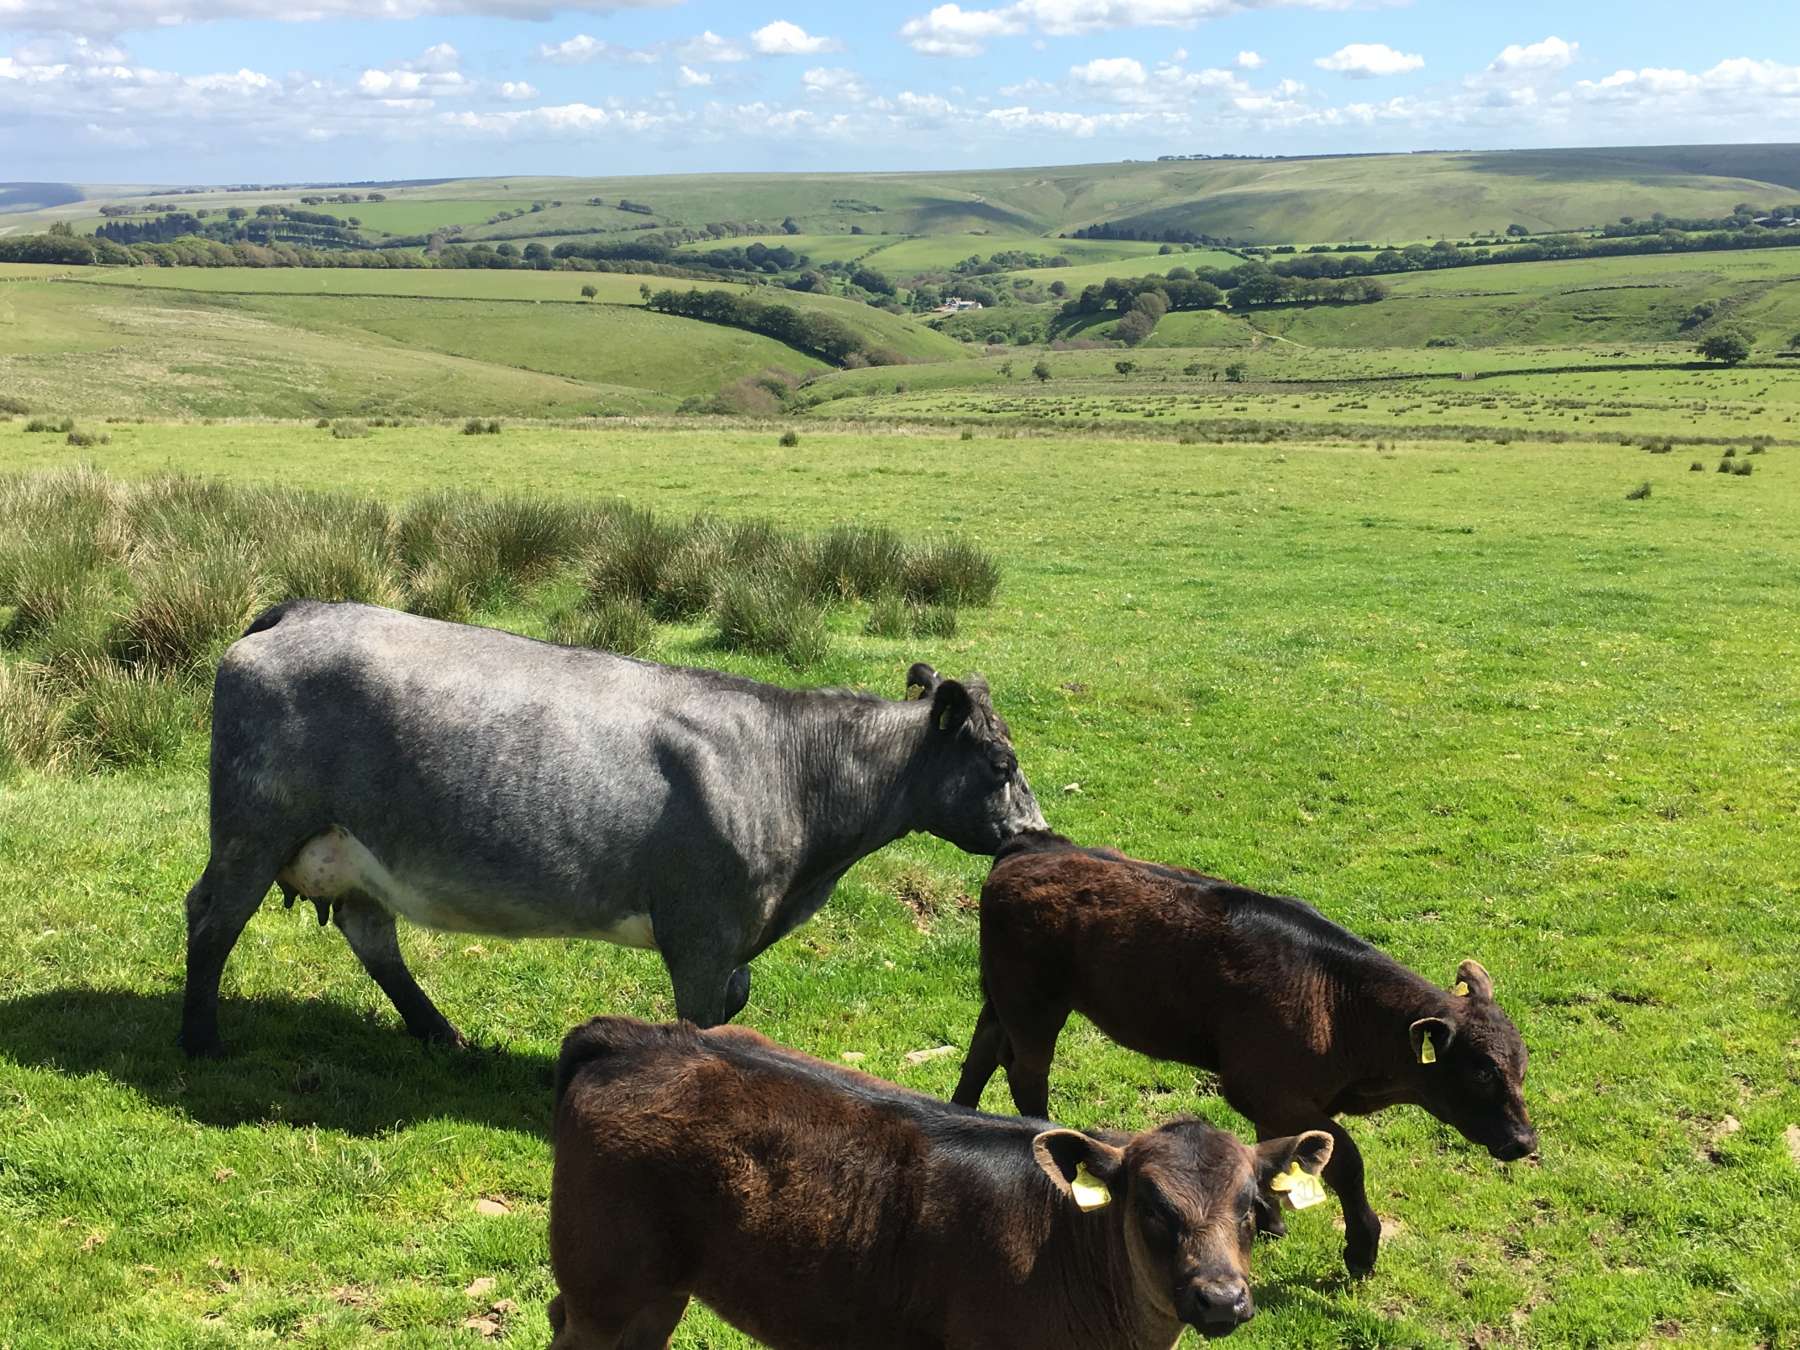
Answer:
550 597 658 657
0 468 1002 776
712 577 828 668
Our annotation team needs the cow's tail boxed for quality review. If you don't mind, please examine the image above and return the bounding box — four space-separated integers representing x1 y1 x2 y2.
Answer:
240 598 306 640
554 1016 659 1113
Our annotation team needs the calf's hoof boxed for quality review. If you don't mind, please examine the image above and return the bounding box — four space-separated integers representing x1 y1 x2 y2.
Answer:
177 1028 226 1060
416 1024 470 1051
1255 1208 1288 1240
1343 1247 1378 1279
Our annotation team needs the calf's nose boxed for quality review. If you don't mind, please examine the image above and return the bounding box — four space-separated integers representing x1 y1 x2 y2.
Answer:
1182 1279 1253 1331
1491 1127 1538 1162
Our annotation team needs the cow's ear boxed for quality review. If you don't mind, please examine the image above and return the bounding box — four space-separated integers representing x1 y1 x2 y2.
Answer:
1410 1017 1455 1066
1032 1129 1125 1212
905 663 941 701
1453 959 1493 1001
1254 1130 1333 1198
930 679 974 735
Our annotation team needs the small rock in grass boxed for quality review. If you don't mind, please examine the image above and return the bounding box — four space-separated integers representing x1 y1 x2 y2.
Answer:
840 1052 866 1064
904 1045 956 1066
464 1277 496 1299
474 1197 511 1217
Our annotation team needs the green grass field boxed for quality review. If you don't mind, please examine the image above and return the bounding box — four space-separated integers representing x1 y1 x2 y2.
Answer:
3 417 1799 1348
0 267 970 417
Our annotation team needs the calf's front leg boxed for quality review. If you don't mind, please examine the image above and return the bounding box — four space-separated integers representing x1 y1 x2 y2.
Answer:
1318 1120 1381 1276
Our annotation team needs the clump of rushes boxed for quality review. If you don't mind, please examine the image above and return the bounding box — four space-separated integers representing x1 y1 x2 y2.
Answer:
550 597 657 657
712 575 828 668
901 538 1001 607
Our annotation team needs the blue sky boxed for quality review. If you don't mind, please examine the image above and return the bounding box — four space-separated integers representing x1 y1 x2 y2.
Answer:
2 0 1796 183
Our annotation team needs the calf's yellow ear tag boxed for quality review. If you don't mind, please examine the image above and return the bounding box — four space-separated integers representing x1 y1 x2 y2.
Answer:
1268 1162 1327 1212
1071 1163 1112 1212
1452 981 1471 998
1418 1036 1437 1065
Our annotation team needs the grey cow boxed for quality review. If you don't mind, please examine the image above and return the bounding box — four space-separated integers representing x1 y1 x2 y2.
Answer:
179 600 1045 1057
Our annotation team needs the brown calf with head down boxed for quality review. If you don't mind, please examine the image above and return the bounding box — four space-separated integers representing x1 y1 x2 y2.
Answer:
951 831 1536 1276
548 1016 1333 1350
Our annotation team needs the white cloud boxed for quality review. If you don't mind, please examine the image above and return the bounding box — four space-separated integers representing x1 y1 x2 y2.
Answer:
802 65 870 102
1488 36 1576 76
413 42 460 73
1315 43 1424 78
5 0 682 35
677 64 711 87
899 4 1027 57
497 80 536 99
443 101 685 137
536 34 659 65
674 30 750 63
355 46 471 99
1068 56 1148 89
1235 50 1264 70
901 0 1363 56
750 20 840 56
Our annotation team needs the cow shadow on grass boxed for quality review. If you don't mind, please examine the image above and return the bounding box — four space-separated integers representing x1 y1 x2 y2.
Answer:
0 987 556 1138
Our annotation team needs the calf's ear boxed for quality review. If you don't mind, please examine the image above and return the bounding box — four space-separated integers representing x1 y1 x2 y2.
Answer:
1453 959 1494 1001
1032 1129 1125 1212
905 662 941 701
1253 1129 1333 1189
930 679 974 734
1255 1130 1334 1210
1410 1016 1455 1065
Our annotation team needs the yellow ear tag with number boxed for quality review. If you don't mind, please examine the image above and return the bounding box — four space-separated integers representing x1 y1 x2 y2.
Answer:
1071 1163 1112 1212
1418 1036 1437 1065
1268 1161 1327 1211
1452 981 1471 997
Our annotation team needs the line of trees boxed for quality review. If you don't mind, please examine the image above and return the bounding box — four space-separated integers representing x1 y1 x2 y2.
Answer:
644 288 902 367
1254 221 1800 283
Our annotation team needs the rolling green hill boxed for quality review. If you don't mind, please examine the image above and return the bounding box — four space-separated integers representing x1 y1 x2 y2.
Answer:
12 146 1800 250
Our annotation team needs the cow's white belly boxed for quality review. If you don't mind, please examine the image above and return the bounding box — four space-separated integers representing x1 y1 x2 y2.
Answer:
276 825 657 949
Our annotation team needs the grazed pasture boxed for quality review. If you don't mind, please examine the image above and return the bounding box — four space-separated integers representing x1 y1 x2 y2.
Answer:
2 420 1798 1347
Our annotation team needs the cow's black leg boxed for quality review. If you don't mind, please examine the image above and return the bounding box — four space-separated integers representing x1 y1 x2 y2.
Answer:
951 997 1006 1109
333 898 466 1048
179 846 280 1058
1317 1120 1380 1276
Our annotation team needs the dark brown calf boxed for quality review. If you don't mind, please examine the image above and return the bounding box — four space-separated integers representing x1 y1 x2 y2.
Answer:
548 1016 1333 1350
951 831 1537 1276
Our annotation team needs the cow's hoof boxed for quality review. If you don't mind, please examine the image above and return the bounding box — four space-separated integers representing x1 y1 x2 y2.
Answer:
178 1030 227 1060
1343 1250 1377 1280
1256 1213 1288 1240
417 1025 470 1051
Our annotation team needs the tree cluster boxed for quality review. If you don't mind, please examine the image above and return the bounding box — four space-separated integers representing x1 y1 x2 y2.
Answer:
644 288 901 367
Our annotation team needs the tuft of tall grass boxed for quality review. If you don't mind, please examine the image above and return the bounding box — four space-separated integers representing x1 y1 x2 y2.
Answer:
330 420 371 440
582 506 684 611
269 530 405 609
60 655 201 770
713 576 828 668
864 594 910 638
812 525 904 601
901 538 1001 607
0 663 71 776
911 603 958 638
1625 482 1652 501
550 597 657 657
114 545 264 675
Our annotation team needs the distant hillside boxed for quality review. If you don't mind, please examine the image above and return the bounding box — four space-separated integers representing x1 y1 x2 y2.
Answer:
0 183 82 213
9 146 1794 252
